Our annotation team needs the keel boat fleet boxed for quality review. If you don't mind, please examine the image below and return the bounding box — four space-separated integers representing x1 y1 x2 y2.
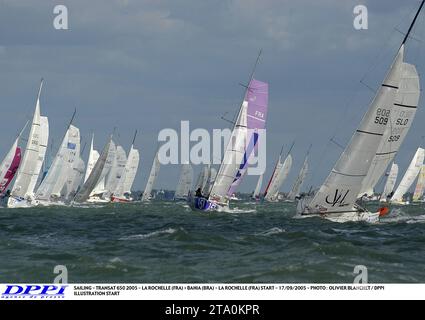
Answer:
1 2 425 224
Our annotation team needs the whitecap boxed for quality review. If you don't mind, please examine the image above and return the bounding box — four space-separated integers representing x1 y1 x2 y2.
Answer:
119 228 178 240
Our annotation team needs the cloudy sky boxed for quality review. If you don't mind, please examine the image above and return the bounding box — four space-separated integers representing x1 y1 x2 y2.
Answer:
0 0 424 192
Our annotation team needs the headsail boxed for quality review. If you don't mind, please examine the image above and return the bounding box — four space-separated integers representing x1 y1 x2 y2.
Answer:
84 135 100 183
0 142 21 194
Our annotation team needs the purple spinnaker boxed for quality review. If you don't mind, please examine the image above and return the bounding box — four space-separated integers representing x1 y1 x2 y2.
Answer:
227 79 268 196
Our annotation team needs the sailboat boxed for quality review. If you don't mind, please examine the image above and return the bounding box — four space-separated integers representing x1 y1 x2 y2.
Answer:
84 134 100 183
111 131 140 203
251 174 263 201
8 80 49 208
86 139 116 203
390 147 425 205
141 151 160 202
287 145 311 201
174 163 193 201
0 124 27 198
104 145 127 200
379 163 398 202
36 114 81 205
297 1 424 223
263 144 293 202
412 164 425 202
188 70 269 211
74 136 115 203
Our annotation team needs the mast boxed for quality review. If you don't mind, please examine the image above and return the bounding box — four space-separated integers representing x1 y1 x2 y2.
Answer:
402 0 424 46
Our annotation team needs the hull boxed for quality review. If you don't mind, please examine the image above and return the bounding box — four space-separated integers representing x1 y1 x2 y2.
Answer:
6 196 39 208
187 194 227 211
111 196 131 203
87 196 109 203
297 197 381 223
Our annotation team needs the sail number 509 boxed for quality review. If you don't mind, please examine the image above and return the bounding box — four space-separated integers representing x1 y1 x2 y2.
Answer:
375 108 390 125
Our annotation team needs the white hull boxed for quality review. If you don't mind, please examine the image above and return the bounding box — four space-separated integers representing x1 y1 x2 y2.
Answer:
86 196 109 204
7 196 39 208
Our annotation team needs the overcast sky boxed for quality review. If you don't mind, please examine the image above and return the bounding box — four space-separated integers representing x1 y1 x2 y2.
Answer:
1 0 425 193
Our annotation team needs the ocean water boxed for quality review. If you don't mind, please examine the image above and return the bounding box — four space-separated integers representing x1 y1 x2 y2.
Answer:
1 200 425 283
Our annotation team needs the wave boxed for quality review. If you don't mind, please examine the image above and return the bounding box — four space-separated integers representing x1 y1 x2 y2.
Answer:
256 227 286 236
119 228 178 240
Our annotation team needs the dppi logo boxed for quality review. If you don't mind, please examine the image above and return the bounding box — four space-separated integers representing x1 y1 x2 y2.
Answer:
325 189 350 207
2 285 67 299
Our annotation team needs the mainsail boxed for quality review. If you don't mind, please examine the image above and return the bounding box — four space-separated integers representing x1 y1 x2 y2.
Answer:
74 137 114 203
359 62 420 196
141 151 160 201
36 125 80 200
113 143 140 198
174 163 193 199
64 157 85 200
381 163 398 200
105 145 127 196
209 79 268 204
413 165 425 201
11 80 44 200
287 148 310 200
27 116 49 194
301 45 404 214
391 148 425 202
264 153 292 201
90 141 116 197
252 174 263 199
84 135 100 183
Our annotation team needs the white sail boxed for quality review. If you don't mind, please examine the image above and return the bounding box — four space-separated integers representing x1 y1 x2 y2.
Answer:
113 145 140 198
105 145 127 196
413 165 425 201
141 151 160 201
300 46 404 215
174 163 193 200
74 137 114 203
209 102 248 204
207 167 217 194
264 154 292 201
84 135 99 183
287 155 308 200
252 174 263 199
64 157 85 200
36 125 80 200
10 81 43 200
391 147 425 203
27 116 49 194
90 141 116 197
201 164 212 195
381 163 398 200
359 62 420 196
